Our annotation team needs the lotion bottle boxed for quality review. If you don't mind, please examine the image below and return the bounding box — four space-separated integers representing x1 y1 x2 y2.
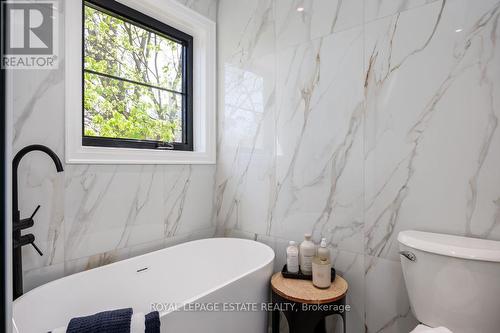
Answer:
286 241 299 273
299 233 315 275
312 238 332 288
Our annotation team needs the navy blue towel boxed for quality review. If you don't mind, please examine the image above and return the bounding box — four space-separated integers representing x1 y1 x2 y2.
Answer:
145 311 160 333
66 308 132 333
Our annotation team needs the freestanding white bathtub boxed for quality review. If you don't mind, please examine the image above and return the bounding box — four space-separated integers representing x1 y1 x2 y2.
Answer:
13 238 275 333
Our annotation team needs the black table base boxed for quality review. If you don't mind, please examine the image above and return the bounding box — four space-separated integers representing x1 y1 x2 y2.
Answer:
271 291 346 333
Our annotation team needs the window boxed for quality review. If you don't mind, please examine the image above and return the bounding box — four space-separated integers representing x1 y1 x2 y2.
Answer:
66 0 215 164
83 0 193 151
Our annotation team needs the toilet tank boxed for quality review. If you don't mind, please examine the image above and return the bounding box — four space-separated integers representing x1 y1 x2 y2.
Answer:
398 230 500 333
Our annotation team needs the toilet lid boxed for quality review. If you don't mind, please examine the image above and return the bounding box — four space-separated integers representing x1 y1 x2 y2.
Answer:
410 324 453 333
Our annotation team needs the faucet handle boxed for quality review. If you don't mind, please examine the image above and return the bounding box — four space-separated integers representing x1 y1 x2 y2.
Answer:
25 234 43 256
13 205 42 232
30 241 43 256
30 205 41 219
13 217 34 232
15 234 44 256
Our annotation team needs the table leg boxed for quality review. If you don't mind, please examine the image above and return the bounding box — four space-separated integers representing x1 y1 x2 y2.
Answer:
313 317 326 333
341 312 346 333
283 309 327 333
272 308 280 333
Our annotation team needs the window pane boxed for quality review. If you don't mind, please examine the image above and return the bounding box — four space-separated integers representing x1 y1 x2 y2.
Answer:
84 72 183 142
84 4 183 93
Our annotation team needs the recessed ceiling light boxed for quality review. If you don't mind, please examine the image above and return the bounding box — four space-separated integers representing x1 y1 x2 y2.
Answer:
296 6 305 12
455 28 463 32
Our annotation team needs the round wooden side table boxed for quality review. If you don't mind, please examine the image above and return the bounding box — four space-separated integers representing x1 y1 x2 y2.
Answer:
271 272 348 333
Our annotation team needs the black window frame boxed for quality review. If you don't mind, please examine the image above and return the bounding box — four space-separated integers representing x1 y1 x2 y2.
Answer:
82 0 194 151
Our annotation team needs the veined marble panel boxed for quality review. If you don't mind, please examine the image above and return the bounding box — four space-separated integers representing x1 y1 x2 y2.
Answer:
217 0 275 63
365 0 441 22
63 227 215 278
364 255 418 333
364 0 500 263
63 164 215 261
215 57 276 235
12 44 65 272
165 165 215 236
175 0 218 21
270 26 365 252
215 0 277 235
275 0 364 48
331 249 365 333
19 170 64 271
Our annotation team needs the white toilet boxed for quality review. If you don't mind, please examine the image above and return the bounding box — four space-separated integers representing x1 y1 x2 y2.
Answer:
398 230 500 333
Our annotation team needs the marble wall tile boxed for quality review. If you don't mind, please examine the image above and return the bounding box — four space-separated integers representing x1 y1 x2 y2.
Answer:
271 26 365 252
215 0 277 236
63 164 215 261
64 165 165 260
364 256 418 333
215 57 277 235
63 227 215 278
331 250 365 333
365 0 440 22
275 0 364 49
18 168 65 271
223 228 258 240
364 0 500 262
256 234 289 272
163 165 216 236
217 0 275 63
175 0 218 21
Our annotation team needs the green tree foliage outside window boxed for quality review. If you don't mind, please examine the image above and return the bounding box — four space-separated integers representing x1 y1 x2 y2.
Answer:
83 4 184 143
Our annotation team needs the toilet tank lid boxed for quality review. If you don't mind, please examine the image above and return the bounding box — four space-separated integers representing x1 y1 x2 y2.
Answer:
398 230 500 262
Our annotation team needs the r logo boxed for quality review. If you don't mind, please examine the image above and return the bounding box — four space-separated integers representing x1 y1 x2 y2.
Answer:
5 2 53 54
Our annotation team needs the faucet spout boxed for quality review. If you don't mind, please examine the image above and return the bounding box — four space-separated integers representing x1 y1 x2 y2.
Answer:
12 145 64 217
13 144 64 174
12 144 64 299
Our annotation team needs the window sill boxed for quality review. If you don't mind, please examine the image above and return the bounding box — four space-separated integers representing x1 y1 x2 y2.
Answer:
67 145 215 164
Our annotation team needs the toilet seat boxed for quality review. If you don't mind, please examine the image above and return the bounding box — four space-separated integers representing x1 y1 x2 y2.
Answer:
410 324 453 333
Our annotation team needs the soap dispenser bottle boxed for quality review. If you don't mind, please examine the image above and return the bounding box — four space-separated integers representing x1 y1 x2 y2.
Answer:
286 241 299 273
312 238 331 289
299 233 315 275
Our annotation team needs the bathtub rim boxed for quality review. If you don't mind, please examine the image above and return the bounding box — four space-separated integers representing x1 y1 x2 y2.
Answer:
13 237 275 318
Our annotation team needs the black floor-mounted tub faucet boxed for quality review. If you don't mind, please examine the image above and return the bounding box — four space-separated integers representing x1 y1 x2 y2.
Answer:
12 145 63 299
